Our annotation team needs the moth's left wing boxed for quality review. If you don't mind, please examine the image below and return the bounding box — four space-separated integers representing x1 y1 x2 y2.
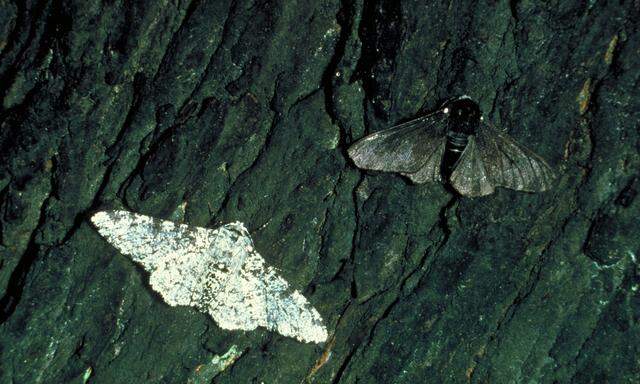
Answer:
449 136 495 196
348 111 447 182
91 210 221 306
401 138 447 183
91 210 213 268
475 123 555 193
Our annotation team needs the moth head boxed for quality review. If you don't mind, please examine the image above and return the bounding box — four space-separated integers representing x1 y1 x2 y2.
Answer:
444 97 481 135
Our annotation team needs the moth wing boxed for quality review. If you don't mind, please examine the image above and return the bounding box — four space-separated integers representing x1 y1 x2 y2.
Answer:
91 211 212 268
204 224 327 343
449 136 495 196
347 111 447 174
209 242 327 343
91 210 218 306
262 268 328 343
401 137 447 183
476 123 555 192
207 232 269 331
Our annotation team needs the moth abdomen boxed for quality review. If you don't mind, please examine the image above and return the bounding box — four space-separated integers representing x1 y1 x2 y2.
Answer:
442 131 469 178
446 131 469 153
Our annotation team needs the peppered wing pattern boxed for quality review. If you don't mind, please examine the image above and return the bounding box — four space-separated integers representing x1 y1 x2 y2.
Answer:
348 111 448 183
91 210 328 344
475 123 555 193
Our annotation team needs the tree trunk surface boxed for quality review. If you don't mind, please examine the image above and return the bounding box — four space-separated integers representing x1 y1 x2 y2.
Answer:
1 1 639 383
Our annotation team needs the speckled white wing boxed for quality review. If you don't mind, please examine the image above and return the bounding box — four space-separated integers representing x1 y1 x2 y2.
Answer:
449 136 495 197
91 210 327 344
91 210 217 306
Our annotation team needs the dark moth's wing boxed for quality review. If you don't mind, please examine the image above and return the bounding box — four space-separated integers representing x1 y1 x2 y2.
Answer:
449 136 495 196
400 142 446 183
473 123 555 194
347 112 447 183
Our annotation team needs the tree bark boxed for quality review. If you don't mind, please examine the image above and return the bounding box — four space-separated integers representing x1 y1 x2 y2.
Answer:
1 0 639 383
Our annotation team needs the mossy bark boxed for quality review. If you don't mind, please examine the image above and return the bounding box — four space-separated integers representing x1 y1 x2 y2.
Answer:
1 1 639 383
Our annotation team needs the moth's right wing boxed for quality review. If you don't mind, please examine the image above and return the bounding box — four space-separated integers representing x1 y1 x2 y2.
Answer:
449 136 495 197
475 123 555 193
347 111 448 183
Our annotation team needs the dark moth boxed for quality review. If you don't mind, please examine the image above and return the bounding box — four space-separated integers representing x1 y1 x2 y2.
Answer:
347 96 555 197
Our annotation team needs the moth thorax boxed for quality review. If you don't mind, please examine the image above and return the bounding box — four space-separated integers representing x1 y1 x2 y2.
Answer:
446 98 481 135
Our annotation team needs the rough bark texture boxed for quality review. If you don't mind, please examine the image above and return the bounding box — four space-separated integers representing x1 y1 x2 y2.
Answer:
1 1 639 383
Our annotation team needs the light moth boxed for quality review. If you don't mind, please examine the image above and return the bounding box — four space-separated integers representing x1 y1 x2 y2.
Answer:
91 210 327 344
